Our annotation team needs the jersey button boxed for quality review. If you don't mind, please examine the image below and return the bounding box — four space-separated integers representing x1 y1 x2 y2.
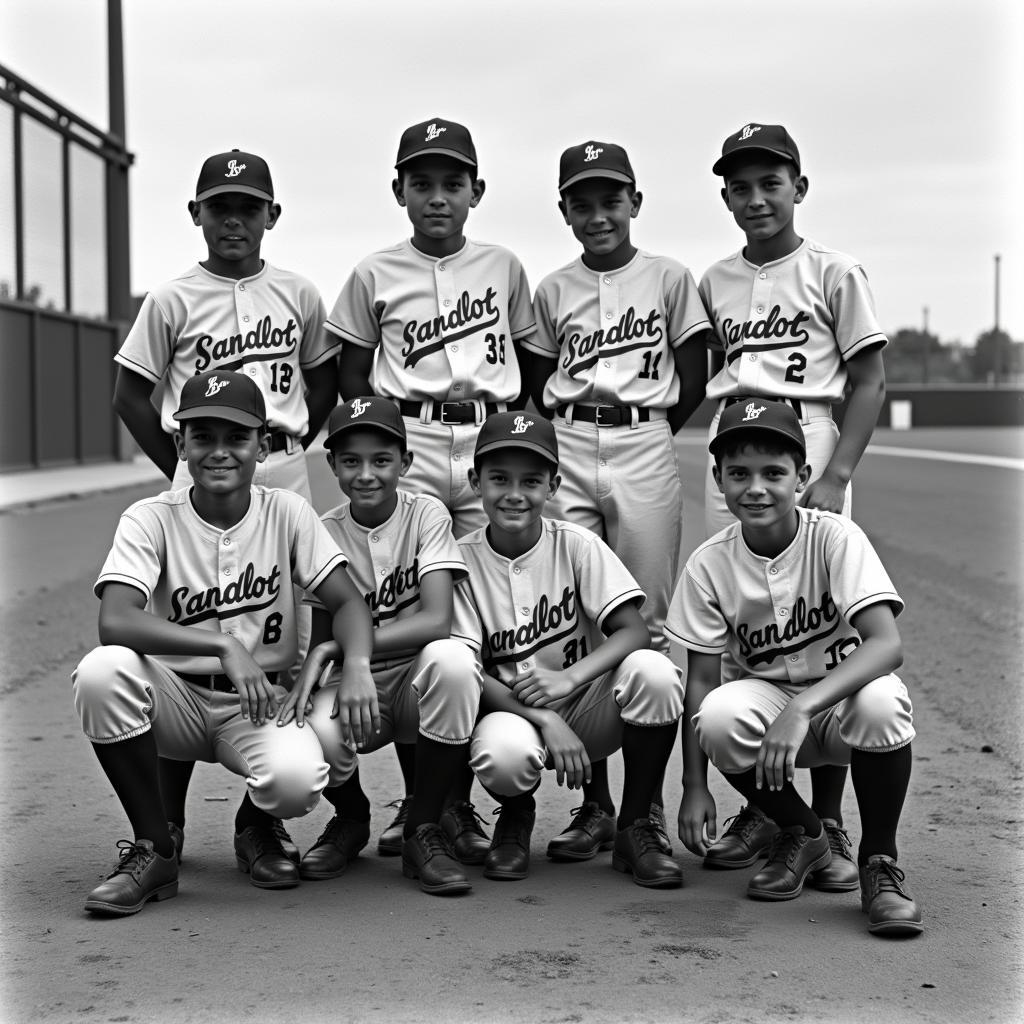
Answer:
242 316 250 323
605 313 613 320
450 344 459 352
769 567 778 574
453 454 461 461
443 299 451 307
779 609 788 616
790 655 798 662
223 538 231 546
238 284 246 291
224 568 231 576
603 277 612 285
520 661 530 670
756 305 764 313
513 567 521 575
759 273 767 280
603 361 611 368
749 353 758 362
371 535 379 543
521 607 529 615
438 264 446 272
380 569 388 577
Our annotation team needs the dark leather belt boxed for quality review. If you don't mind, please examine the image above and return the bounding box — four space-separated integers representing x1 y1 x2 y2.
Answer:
178 671 279 693
724 396 804 420
397 399 502 425
267 431 295 452
556 404 652 427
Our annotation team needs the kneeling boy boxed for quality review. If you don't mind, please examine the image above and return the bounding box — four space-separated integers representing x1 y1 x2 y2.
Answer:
669 398 922 935
453 412 685 887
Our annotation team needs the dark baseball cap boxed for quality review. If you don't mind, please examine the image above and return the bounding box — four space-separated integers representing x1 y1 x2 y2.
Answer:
709 398 806 458
559 141 635 193
474 411 559 467
174 370 267 428
323 397 407 450
395 118 477 169
712 124 801 177
195 149 274 202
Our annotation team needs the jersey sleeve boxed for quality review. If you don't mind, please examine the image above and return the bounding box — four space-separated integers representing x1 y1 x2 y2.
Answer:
575 530 645 630
94 506 164 601
114 293 176 384
324 267 381 349
663 562 731 654
823 519 903 621
666 263 713 348
697 274 725 351
828 265 887 360
289 497 348 592
416 500 468 583
451 578 484 653
299 288 342 368
508 256 537 342
522 280 560 358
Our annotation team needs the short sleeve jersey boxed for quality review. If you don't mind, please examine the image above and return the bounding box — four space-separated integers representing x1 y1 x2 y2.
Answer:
309 490 467 669
116 262 338 436
525 251 711 409
452 518 644 687
700 239 887 402
324 238 536 403
95 486 346 676
664 508 902 685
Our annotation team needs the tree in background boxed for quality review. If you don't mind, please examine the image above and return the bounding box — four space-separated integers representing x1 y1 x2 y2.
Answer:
886 328 969 384
970 328 1016 383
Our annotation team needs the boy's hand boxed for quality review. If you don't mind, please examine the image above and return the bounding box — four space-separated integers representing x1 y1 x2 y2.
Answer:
277 645 335 728
220 639 277 725
678 785 717 857
511 666 576 708
756 702 811 792
331 662 380 749
800 470 847 514
538 714 591 789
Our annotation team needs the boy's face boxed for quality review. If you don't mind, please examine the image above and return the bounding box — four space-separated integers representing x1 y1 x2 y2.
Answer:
393 156 484 250
188 193 280 269
326 429 412 522
559 180 641 266
174 418 268 494
714 444 810 532
721 158 807 245
469 450 559 543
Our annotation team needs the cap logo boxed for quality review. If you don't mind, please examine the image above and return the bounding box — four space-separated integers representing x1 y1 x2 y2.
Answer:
511 416 534 434
350 398 371 417
225 159 246 178
742 402 767 422
583 144 603 162
738 125 761 141
425 123 446 141
205 376 230 397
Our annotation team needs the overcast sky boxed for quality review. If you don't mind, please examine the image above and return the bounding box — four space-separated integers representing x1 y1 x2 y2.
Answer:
4 0 1022 346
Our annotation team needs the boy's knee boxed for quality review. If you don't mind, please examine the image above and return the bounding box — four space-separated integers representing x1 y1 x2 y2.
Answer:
469 712 544 797
692 687 760 773
72 646 153 742
304 690 358 787
618 650 684 725
247 732 329 819
842 675 915 751
419 639 481 697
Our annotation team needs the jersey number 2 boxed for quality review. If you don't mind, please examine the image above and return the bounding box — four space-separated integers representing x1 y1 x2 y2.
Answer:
784 352 806 384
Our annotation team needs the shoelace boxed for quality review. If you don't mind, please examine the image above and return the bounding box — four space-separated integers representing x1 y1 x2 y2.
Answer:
449 802 489 836
418 825 456 860
492 806 531 848
109 839 153 880
315 816 360 848
566 803 605 832
763 828 803 868
868 858 910 898
384 797 412 826
271 819 295 848
721 805 765 841
824 823 853 858
629 820 664 854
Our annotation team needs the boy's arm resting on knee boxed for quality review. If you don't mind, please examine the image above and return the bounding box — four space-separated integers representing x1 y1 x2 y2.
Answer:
112 367 178 480
678 650 721 856
801 344 885 512
371 569 454 661
279 609 339 727
300 361 340 449
667 333 710 434
522 352 557 419
337 345 375 401
310 565 379 746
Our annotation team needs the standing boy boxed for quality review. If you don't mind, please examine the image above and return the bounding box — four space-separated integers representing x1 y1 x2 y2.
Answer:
453 412 685 888
697 124 889 881
276 397 482 896
669 399 922 936
72 370 375 915
325 117 536 852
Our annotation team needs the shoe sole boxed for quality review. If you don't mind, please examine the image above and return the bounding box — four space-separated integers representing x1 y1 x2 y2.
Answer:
401 860 472 895
867 918 924 936
611 854 683 889
703 849 770 870
236 857 300 889
377 837 403 856
547 838 615 862
483 865 530 881
809 873 860 892
84 881 178 915
298 863 352 881
746 848 831 901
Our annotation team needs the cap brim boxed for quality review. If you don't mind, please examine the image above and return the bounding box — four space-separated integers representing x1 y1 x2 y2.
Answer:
195 184 274 202
323 423 407 450
559 169 635 192
713 147 800 176
395 147 477 168
174 406 265 428
708 423 806 457
475 438 558 467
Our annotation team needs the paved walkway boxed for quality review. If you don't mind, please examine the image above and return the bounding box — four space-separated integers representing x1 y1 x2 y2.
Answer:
0 456 165 512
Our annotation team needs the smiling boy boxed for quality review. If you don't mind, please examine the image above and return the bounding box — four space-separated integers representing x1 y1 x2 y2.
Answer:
668 398 922 936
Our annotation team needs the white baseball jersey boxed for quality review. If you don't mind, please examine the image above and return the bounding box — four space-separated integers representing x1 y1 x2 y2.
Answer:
525 251 710 409
325 239 535 402
452 518 644 688
308 489 467 669
665 507 902 685
701 239 886 402
95 486 346 676
117 261 338 436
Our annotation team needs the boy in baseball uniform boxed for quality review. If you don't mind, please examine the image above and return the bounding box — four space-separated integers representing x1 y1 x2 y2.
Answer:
524 141 710 857
697 124 889 882
112 149 340 862
72 370 375 916
453 412 685 887
669 399 922 936
325 117 535 855
276 398 483 895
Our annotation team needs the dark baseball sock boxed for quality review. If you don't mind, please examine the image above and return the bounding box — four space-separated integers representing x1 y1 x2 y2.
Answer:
92 733 174 859
234 792 277 834
724 768 820 836
405 737 472 838
810 763 848 825
395 742 416 798
445 761 476 806
323 768 372 823
617 722 678 830
499 792 536 815
158 757 195 828
582 758 615 816
851 744 912 865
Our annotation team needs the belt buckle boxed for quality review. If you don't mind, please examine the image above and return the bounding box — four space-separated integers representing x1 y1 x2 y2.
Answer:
595 406 618 427
440 402 469 425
